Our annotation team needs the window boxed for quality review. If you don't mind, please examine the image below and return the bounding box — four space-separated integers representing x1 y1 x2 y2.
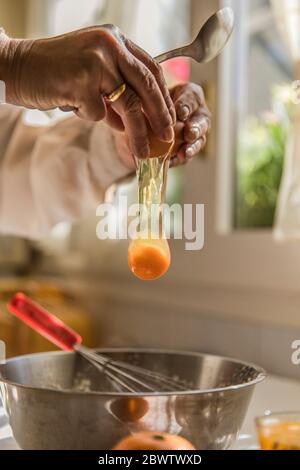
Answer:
219 0 294 230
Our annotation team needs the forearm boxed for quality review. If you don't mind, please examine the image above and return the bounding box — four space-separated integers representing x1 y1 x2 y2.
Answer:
0 29 21 105
0 29 33 105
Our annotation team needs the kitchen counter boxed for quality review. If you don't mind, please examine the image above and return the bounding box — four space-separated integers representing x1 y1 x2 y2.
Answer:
1 374 300 449
241 374 300 436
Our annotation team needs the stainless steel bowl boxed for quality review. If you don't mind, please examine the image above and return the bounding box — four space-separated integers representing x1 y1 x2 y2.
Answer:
0 348 266 450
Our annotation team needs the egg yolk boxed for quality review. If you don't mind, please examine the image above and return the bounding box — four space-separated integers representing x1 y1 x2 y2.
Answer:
128 238 171 281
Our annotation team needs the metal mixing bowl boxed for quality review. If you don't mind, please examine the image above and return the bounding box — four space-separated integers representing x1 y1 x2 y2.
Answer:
0 348 266 450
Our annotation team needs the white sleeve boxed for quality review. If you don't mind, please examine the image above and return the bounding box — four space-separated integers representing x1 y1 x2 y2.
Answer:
0 105 130 239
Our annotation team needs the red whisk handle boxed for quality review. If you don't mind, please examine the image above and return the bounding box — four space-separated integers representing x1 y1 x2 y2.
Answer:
7 293 82 351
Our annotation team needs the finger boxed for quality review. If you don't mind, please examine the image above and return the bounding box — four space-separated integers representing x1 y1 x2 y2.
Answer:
175 150 187 166
182 136 207 160
170 155 180 168
104 105 124 131
170 152 192 168
172 83 206 122
124 38 176 124
176 138 205 162
117 49 174 142
184 115 210 143
76 93 106 121
112 85 150 159
59 105 77 113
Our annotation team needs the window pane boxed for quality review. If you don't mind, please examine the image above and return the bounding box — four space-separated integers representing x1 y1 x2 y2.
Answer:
234 0 294 229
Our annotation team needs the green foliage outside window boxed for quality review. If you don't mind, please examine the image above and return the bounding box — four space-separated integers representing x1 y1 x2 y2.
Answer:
235 85 295 228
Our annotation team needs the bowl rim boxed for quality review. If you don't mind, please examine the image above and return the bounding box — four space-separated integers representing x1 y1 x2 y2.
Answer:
0 348 267 397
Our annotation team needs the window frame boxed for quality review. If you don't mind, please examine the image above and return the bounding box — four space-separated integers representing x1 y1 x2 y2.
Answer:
174 0 300 301
26 0 300 329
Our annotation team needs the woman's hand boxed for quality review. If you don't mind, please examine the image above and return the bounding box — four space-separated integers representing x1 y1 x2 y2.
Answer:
0 25 175 159
169 83 211 167
115 82 211 170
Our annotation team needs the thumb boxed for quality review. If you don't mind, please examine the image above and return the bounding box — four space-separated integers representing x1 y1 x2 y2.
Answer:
104 105 125 131
76 93 106 121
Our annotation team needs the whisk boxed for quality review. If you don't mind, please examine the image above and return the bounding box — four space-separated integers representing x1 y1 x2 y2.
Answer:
7 293 189 393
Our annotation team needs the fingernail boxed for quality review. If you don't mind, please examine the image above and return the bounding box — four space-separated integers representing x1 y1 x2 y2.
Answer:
178 105 190 121
199 118 208 135
186 147 194 158
191 126 200 140
171 108 177 125
161 126 174 142
169 102 177 125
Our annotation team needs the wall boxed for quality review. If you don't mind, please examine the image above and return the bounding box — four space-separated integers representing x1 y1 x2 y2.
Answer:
1 0 299 380
0 0 27 36
75 0 300 381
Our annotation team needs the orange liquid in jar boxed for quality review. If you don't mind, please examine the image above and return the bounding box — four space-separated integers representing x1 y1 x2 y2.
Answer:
258 422 300 450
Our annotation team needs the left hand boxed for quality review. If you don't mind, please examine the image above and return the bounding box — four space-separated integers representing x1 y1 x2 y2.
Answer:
114 82 211 171
169 83 211 168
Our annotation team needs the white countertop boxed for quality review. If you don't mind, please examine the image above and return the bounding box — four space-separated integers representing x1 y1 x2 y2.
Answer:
241 374 300 436
1 375 300 450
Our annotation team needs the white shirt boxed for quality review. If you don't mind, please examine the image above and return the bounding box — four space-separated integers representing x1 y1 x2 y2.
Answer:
0 105 130 239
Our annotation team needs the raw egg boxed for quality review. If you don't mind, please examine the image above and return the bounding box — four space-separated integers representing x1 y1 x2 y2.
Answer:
147 122 183 158
127 122 183 281
128 237 171 281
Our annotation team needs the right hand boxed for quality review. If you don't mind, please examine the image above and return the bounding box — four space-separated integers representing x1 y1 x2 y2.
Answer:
113 82 211 171
0 25 175 158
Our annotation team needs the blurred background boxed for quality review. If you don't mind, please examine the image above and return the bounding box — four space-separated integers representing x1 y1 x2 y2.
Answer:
0 0 300 381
